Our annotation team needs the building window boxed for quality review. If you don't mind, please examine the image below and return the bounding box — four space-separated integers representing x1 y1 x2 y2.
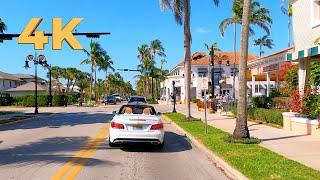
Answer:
10 81 12 87
311 0 320 27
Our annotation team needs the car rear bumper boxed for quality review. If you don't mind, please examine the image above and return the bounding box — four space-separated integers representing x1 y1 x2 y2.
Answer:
109 129 164 144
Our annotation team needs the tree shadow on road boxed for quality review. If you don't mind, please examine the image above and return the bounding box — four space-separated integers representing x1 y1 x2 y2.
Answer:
119 131 192 153
0 136 117 167
0 112 113 132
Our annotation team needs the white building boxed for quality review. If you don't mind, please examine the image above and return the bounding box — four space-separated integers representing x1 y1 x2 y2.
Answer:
160 52 257 103
286 0 320 95
0 71 23 91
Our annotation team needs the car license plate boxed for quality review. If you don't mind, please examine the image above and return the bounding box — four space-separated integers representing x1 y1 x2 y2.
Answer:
132 124 143 130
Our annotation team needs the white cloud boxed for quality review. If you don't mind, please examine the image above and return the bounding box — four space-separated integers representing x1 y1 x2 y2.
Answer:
196 27 212 34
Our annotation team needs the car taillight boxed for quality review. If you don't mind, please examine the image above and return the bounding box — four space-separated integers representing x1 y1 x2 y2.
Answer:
111 122 124 129
150 123 163 130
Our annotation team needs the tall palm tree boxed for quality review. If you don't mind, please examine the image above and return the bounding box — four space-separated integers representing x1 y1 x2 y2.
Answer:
160 0 219 118
253 35 274 56
137 44 153 98
233 0 252 139
0 18 6 43
81 41 106 101
281 0 293 47
219 0 272 99
150 40 166 100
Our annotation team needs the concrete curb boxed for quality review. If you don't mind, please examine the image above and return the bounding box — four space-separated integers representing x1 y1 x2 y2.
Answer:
0 113 55 126
162 115 248 180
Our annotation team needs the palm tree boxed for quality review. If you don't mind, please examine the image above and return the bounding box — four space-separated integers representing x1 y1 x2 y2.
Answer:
50 66 64 93
0 18 6 43
97 53 114 76
63 68 78 93
76 72 90 106
204 42 221 54
281 0 293 47
219 0 272 99
253 35 274 56
150 40 166 100
233 0 252 139
81 41 106 101
160 0 219 118
137 44 153 98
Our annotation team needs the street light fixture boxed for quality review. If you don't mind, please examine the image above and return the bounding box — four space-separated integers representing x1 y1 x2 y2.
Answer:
24 54 52 113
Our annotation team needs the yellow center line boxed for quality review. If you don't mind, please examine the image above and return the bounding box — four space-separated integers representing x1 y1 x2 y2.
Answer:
65 125 109 179
51 123 110 180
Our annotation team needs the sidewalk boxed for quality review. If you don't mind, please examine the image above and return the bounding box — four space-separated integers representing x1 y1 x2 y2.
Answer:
175 103 320 171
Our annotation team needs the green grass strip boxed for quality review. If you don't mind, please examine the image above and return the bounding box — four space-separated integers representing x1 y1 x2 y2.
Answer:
164 112 320 180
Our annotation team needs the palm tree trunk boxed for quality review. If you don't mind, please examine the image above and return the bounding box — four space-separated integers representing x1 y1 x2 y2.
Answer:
184 0 192 118
94 66 97 100
89 63 93 104
71 80 76 93
233 0 251 139
259 44 262 57
79 90 83 106
151 76 154 100
233 22 237 100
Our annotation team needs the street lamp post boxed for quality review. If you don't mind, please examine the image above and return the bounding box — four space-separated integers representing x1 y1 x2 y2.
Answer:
48 65 52 106
172 81 176 113
210 47 215 98
24 54 50 114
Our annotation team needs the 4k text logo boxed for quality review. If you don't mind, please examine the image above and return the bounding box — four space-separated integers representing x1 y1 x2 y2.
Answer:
18 18 83 50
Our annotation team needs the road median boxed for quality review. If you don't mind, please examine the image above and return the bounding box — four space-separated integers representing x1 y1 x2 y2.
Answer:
163 113 320 180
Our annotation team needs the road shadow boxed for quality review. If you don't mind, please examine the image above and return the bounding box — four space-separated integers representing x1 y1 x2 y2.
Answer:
0 112 113 132
119 131 192 153
0 136 115 167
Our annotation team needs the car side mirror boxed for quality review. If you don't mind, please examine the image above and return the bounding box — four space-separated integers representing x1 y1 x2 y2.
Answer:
157 112 162 116
112 111 117 115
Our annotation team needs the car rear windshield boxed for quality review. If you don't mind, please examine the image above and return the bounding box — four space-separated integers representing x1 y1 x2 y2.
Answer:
118 105 156 115
129 97 146 103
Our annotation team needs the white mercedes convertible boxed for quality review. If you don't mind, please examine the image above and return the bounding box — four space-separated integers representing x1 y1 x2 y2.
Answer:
108 104 164 148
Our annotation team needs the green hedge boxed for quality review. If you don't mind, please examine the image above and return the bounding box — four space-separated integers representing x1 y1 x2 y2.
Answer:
232 108 284 126
0 92 13 106
22 95 49 107
52 95 68 106
251 96 272 109
13 94 69 107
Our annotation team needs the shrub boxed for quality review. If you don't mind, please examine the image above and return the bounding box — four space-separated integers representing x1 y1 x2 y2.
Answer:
0 92 13 106
248 108 284 126
191 97 197 103
302 93 320 119
68 94 79 104
289 89 301 112
13 96 24 106
272 97 292 110
22 95 49 107
223 135 261 144
251 96 272 109
52 95 68 106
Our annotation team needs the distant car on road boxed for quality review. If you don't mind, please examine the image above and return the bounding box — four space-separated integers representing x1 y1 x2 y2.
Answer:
112 94 122 102
105 96 117 105
128 96 147 104
108 104 164 148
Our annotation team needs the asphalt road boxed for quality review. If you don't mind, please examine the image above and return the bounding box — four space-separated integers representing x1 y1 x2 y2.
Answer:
0 105 228 180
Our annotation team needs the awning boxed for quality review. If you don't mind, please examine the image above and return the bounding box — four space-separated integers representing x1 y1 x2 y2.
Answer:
286 45 320 61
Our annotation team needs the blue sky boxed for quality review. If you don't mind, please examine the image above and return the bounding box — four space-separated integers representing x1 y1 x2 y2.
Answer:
0 0 289 86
